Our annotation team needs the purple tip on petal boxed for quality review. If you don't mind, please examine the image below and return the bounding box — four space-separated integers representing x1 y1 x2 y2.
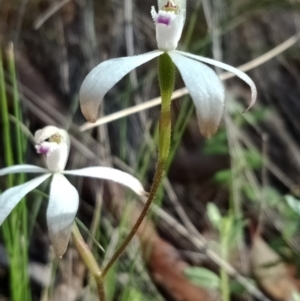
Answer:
157 15 171 25
35 144 51 156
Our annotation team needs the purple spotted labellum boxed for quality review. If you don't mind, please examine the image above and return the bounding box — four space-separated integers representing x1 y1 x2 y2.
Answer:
157 14 171 25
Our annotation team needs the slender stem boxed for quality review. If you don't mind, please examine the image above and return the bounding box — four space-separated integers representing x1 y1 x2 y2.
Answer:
220 250 230 301
220 220 230 301
101 159 166 277
72 223 106 301
101 53 175 278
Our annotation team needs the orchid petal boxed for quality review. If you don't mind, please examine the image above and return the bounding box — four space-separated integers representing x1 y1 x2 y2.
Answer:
0 174 51 225
47 173 79 257
176 50 257 110
63 167 146 196
79 50 163 122
0 165 48 176
168 51 225 137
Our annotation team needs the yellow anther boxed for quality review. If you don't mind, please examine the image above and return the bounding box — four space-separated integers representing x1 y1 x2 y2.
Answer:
49 133 63 144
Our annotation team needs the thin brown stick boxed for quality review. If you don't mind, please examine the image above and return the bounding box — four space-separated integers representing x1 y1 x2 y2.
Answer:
33 0 71 29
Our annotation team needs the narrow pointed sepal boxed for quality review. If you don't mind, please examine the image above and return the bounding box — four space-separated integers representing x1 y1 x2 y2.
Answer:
63 167 146 196
168 51 225 137
0 174 51 225
47 173 79 257
79 50 163 122
0 164 48 176
176 50 257 111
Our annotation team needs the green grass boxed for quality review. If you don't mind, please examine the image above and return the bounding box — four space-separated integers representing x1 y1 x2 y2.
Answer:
0 46 31 301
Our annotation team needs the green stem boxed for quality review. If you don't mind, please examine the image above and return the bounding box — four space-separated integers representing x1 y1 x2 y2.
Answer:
220 243 230 301
220 221 230 301
72 223 106 301
101 53 175 278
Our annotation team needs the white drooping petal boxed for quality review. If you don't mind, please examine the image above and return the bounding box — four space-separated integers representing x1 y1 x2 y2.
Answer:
63 167 146 196
47 173 79 257
168 51 225 137
35 126 70 173
176 51 257 110
151 1 185 51
0 174 51 225
0 164 48 176
80 50 163 122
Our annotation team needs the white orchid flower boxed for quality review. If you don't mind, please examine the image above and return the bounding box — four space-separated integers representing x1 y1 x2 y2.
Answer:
79 0 257 137
0 126 146 257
